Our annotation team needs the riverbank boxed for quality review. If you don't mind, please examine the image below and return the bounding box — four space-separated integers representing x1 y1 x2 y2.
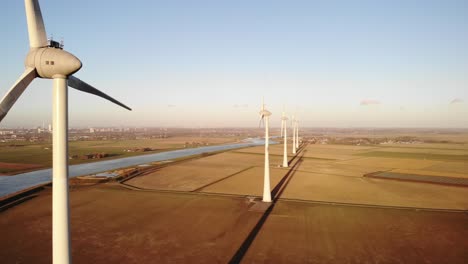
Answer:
0 138 269 197
0 137 243 175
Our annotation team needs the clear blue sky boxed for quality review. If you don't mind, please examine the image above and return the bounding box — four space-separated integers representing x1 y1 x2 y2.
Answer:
1 0 467 128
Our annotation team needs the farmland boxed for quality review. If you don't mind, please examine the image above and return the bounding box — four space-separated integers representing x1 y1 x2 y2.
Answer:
0 136 240 175
1 129 468 263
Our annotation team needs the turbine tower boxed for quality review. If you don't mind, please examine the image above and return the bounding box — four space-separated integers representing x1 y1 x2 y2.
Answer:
292 115 297 154
281 111 289 167
296 118 300 149
280 115 284 137
0 1 131 263
259 98 272 202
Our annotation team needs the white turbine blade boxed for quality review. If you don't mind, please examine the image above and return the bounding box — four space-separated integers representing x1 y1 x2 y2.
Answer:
25 0 48 48
0 68 37 122
68 76 132 111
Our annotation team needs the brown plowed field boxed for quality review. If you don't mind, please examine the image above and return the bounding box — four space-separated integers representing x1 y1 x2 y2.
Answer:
0 185 467 264
1 142 467 263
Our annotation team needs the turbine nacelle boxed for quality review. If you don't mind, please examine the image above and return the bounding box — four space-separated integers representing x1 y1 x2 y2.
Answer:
25 47 82 79
259 109 271 117
259 98 271 127
259 97 271 118
0 0 130 124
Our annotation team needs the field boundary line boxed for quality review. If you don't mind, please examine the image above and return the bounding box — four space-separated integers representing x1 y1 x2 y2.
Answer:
277 198 468 213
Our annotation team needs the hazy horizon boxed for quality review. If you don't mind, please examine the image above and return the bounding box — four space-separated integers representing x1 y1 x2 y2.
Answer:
2 125 468 131
1 0 467 128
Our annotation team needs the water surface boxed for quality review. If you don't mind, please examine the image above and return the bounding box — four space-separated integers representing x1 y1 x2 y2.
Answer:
0 138 269 197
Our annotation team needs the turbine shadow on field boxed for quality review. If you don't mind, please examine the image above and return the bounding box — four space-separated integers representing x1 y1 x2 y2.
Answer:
286 142 307 165
296 142 307 153
228 149 306 264
272 152 304 199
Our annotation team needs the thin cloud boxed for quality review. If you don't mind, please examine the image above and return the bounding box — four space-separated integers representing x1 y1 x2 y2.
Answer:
167 104 176 108
360 99 380 106
450 98 463 104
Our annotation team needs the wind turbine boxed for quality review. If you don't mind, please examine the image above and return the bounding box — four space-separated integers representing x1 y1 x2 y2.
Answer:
280 115 283 137
292 115 297 154
280 105 284 138
281 110 288 167
0 1 131 263
296 118 300 149
259 98 272 202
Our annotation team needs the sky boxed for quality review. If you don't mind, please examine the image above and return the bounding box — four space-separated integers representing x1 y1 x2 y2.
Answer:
1 0 467 128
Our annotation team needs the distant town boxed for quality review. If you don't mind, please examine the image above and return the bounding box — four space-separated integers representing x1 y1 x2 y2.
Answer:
2 126 466 146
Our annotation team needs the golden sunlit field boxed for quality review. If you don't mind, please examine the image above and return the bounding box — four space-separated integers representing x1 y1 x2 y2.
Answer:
123 142 468 209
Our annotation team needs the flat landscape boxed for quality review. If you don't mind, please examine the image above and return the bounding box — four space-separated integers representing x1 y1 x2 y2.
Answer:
2 186 467 264
2 0 468 263
1 133 467 263
0 136 240 175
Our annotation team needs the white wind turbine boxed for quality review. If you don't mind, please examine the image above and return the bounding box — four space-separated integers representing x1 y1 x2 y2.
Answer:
280 116 283 137
292 115 297 154
296 118 300 149
0 1 131 263
259 98 272 202
280 104 287 138
281 110 289 167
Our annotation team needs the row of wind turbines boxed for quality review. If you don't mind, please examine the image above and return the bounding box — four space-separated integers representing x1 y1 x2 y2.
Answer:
0 1 301 263
259 99 302 203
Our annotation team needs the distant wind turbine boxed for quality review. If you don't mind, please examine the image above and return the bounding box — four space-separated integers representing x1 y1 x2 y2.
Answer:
292 115 297 154
296 118 300 149
281 110 289 167
259 98 272 202
280 116 283 137
0 1 131 263
280 105 285 138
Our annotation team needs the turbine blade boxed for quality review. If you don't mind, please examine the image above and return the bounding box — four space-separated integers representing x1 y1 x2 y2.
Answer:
68 76 132 111
25 0 48 48
0 68 37 122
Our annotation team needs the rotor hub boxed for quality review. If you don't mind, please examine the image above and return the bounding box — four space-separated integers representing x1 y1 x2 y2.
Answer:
259 110 272 117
